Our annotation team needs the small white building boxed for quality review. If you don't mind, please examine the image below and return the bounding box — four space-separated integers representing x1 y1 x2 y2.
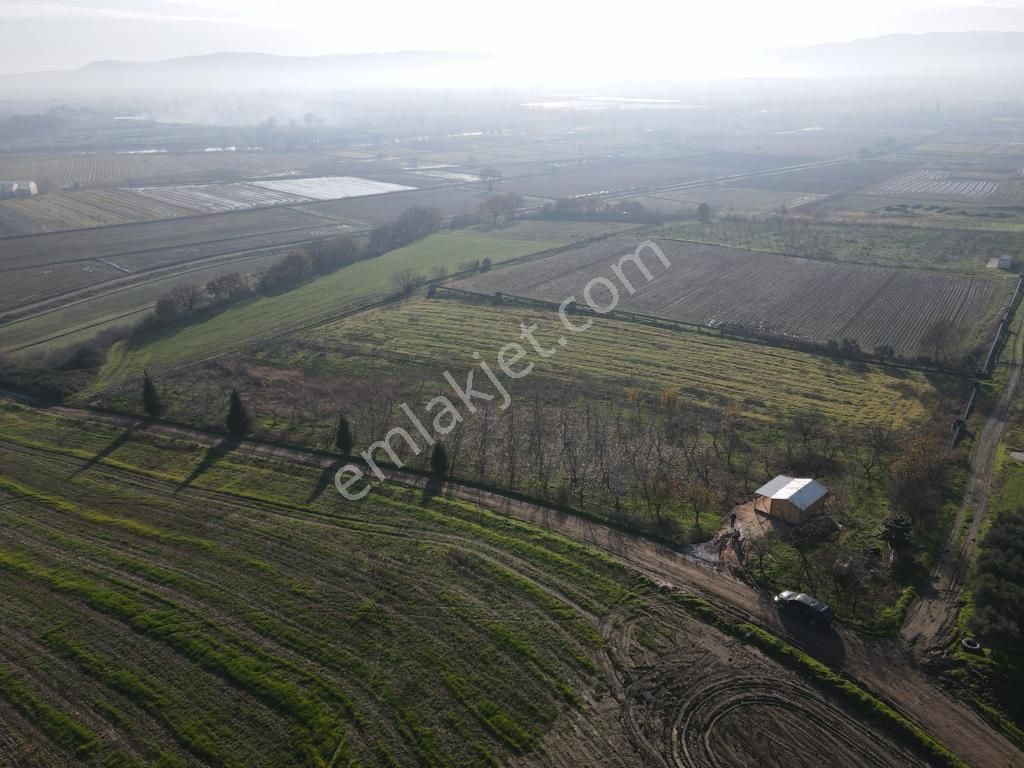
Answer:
754 475 828 523
0 181 38 198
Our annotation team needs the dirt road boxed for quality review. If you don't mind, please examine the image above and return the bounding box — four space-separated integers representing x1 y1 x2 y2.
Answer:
902 310 1024 654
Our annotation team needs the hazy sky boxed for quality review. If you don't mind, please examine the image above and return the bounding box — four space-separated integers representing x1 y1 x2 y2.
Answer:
2 0 1024 73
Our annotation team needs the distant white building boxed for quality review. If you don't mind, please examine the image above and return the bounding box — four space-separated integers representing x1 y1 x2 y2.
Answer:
754 475 829 523
0 181 38 198
987 255 1014 270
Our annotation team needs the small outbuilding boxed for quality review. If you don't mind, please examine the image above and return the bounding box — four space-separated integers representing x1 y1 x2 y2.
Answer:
754 475 828 523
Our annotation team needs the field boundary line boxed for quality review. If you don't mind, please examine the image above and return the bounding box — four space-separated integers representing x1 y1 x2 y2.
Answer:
2 308 153 355
652 233 1014 280
0 197 340 244
0 219 344 273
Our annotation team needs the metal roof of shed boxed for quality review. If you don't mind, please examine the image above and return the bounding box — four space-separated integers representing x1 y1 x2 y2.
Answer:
755 475 828 512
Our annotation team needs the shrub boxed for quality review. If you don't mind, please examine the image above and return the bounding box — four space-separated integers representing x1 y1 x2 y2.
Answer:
154 283 206 324
367 223 400 257
395 206 443 241
392 270 425 296
970 508 1024 653
48 326 131 371
308 234 359 274
53 341 108 370
205 272 251 302
449 212 481 229
259 250 312 295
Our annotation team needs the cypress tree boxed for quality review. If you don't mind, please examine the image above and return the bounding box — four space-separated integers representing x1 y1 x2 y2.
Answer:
430 442 449 477
226 388 250 437
142 370 164 419
335 414 353 455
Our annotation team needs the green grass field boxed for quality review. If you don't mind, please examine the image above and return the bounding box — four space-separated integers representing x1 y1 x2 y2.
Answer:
0 398 645 767
94 230 558 389
0 398 950 767
272 296 954 427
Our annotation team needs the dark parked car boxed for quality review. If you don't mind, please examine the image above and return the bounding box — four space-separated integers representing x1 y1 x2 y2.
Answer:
774 590 834 627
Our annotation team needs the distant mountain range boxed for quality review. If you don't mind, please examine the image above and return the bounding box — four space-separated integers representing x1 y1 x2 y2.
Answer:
3 32 1024 95
0 50 495 93
762 31 1024 78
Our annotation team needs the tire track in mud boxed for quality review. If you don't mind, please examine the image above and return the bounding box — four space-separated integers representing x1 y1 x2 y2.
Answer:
671 676 916 768
600 603 921 768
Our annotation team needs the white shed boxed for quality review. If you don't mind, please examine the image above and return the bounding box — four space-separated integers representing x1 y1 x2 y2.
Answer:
754 475 828 523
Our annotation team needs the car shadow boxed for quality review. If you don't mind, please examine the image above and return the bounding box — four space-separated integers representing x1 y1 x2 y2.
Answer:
777 608 847 668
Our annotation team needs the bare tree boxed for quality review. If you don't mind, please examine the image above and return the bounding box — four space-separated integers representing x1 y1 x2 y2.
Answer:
391 270 425 295
475 401 495 480
851 423 894 482
446 420 467 477
921 318 957 366
259 250 312 294
206 272 250 302
478 193 522 227
502 407 525 489
528 388 555 497
479 166 502 191
154 281 206 323
685 482 720 534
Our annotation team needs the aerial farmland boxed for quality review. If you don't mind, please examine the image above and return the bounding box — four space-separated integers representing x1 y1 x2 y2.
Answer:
448 237 1008 359
1 33 1024 768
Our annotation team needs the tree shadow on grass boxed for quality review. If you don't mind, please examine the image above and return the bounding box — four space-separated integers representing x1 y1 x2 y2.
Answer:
306 458 343 505
69 424 139 478
176 437 238 492
421 475 445 505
